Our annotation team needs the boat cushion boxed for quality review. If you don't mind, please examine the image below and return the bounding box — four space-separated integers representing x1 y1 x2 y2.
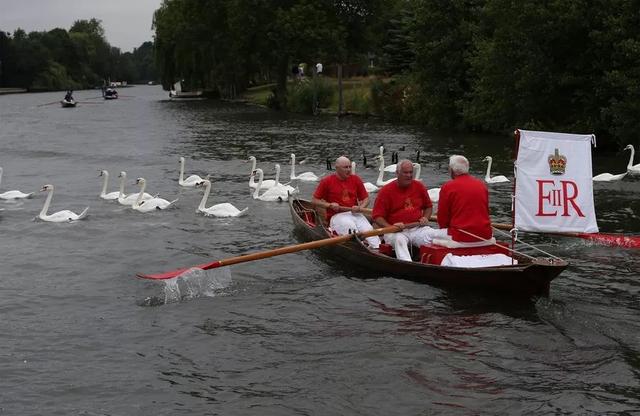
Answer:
432 237 496 248
419 243 510 265
441 253 517 268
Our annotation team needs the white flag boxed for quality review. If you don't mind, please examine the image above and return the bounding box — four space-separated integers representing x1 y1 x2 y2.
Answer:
514 129 599 233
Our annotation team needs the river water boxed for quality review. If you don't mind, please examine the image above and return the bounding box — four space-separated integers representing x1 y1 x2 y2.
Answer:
1 86 638 415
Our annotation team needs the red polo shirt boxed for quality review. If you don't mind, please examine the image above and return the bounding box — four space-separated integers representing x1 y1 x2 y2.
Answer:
313 174 368 220
372 180 432 224
437 174 492 242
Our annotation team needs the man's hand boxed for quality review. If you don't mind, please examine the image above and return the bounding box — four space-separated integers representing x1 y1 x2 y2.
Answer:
328 202 340 210
419 216 429 226
350 205 360 213
393 222 405 230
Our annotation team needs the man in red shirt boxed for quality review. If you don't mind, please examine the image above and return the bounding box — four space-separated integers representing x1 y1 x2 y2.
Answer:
312 156 381 248
438 155 492 242
372 160 446 261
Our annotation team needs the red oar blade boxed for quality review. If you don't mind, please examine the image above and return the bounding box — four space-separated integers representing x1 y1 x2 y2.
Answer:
136 260 222 280
573 232 640 249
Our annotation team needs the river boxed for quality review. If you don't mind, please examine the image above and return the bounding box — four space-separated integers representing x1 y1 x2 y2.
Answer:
1 86 638 415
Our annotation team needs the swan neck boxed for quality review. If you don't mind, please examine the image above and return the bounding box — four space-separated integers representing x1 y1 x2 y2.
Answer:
290 155 296 179
179 159 185 182
485 159 492 179
0 167 3 186
628 146 636 169
199 182 211 210
275 165 281 184
135 181 147 206
253 170 263 198
40 188 53 217
414 164 421 180
100 172 109 195
118 174 127 198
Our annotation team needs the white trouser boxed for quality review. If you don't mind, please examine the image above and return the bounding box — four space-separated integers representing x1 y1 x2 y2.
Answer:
329 212 381 248
384 227 449 261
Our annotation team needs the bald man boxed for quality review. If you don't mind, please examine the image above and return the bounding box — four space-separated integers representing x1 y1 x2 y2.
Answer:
372 159 446 261
312 156 381 249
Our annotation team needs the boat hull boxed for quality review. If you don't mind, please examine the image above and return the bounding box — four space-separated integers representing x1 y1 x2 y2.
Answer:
60 100 76 108
289 199 567 297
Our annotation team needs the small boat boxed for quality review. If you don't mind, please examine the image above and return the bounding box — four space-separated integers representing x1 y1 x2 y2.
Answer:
169 81 204 100
60 99 76 108
104 88 118 100
289 198 568 297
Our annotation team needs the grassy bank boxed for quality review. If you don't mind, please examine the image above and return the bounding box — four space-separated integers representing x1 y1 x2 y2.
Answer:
241 76 377 115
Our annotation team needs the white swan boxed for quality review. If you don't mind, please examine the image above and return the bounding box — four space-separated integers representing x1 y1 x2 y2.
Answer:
593 171 627 182
411 163 440 202
0 167 33 199
290 153 319 181
98 170 119 200
483 156 510 183
131 178 178 212
375 156 396 186
253 168 291 202
117 171 153 206
271 164 298 195
380 146 397 172
351 161 378 193
179 156 206 187
247 156 276 189
38 184 89 222
196 179 248 217
625 144 640 175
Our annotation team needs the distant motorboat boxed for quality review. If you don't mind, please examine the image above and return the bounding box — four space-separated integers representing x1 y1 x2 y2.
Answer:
169 81 204 100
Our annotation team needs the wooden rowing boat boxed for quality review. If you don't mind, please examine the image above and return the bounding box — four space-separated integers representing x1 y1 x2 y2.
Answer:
289 198 568 297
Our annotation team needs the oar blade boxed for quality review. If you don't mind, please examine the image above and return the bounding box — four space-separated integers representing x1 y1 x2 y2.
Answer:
136 261 221 280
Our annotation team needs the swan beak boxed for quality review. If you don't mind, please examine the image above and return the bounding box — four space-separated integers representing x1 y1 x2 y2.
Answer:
39 186 47 192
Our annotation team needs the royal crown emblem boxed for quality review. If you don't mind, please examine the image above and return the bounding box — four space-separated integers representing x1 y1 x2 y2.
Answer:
548 148 567 175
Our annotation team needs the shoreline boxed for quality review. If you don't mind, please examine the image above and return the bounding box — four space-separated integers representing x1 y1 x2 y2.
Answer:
0 88 27 95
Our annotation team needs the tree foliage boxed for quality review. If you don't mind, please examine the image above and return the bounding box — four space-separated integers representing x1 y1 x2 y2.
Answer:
0 19 157 90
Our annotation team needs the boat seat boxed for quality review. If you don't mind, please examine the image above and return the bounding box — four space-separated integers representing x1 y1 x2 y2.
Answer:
302 210 316 226
431 237 496 248
419 242 510 265
378 243 394 256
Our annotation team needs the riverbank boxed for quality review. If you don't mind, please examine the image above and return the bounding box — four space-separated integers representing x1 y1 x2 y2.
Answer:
0 88 27 95
241 76 377 116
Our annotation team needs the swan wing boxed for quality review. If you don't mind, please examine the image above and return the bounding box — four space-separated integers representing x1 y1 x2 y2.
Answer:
101 191 120 200
0 190 34 199
40 208 88 222
383 164 397 172
203 203 249 217
364 182 379 193
487 176 510 183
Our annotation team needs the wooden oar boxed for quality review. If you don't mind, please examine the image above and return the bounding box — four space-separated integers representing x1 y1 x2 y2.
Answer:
137 223 413 280
37 100 61 107
314 202 640 248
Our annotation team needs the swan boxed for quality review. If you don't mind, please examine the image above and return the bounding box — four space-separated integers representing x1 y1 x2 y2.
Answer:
625 144 640 175
290 153 319 181
483 156 510 183
379 146 397 173
179 156 206 187
117 171 153 206
196 179 248 217
409 163 439 202
38 184 89 222
253 168 292 202
351 161 378 193
592 171 627 182
0 167 34 199
98 170 119 200
271 164 298 195
375 155 396 186
247 156 276 189
131 178 178 212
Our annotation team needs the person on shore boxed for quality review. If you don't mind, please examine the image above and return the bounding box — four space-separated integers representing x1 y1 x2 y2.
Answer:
372 159 445 261
437 155 492 242
312 156 380 249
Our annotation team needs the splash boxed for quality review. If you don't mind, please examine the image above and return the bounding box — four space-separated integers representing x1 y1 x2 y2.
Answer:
140 267 232 306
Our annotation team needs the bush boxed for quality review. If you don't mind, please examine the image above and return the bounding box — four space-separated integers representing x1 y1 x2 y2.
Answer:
287 77 334 114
